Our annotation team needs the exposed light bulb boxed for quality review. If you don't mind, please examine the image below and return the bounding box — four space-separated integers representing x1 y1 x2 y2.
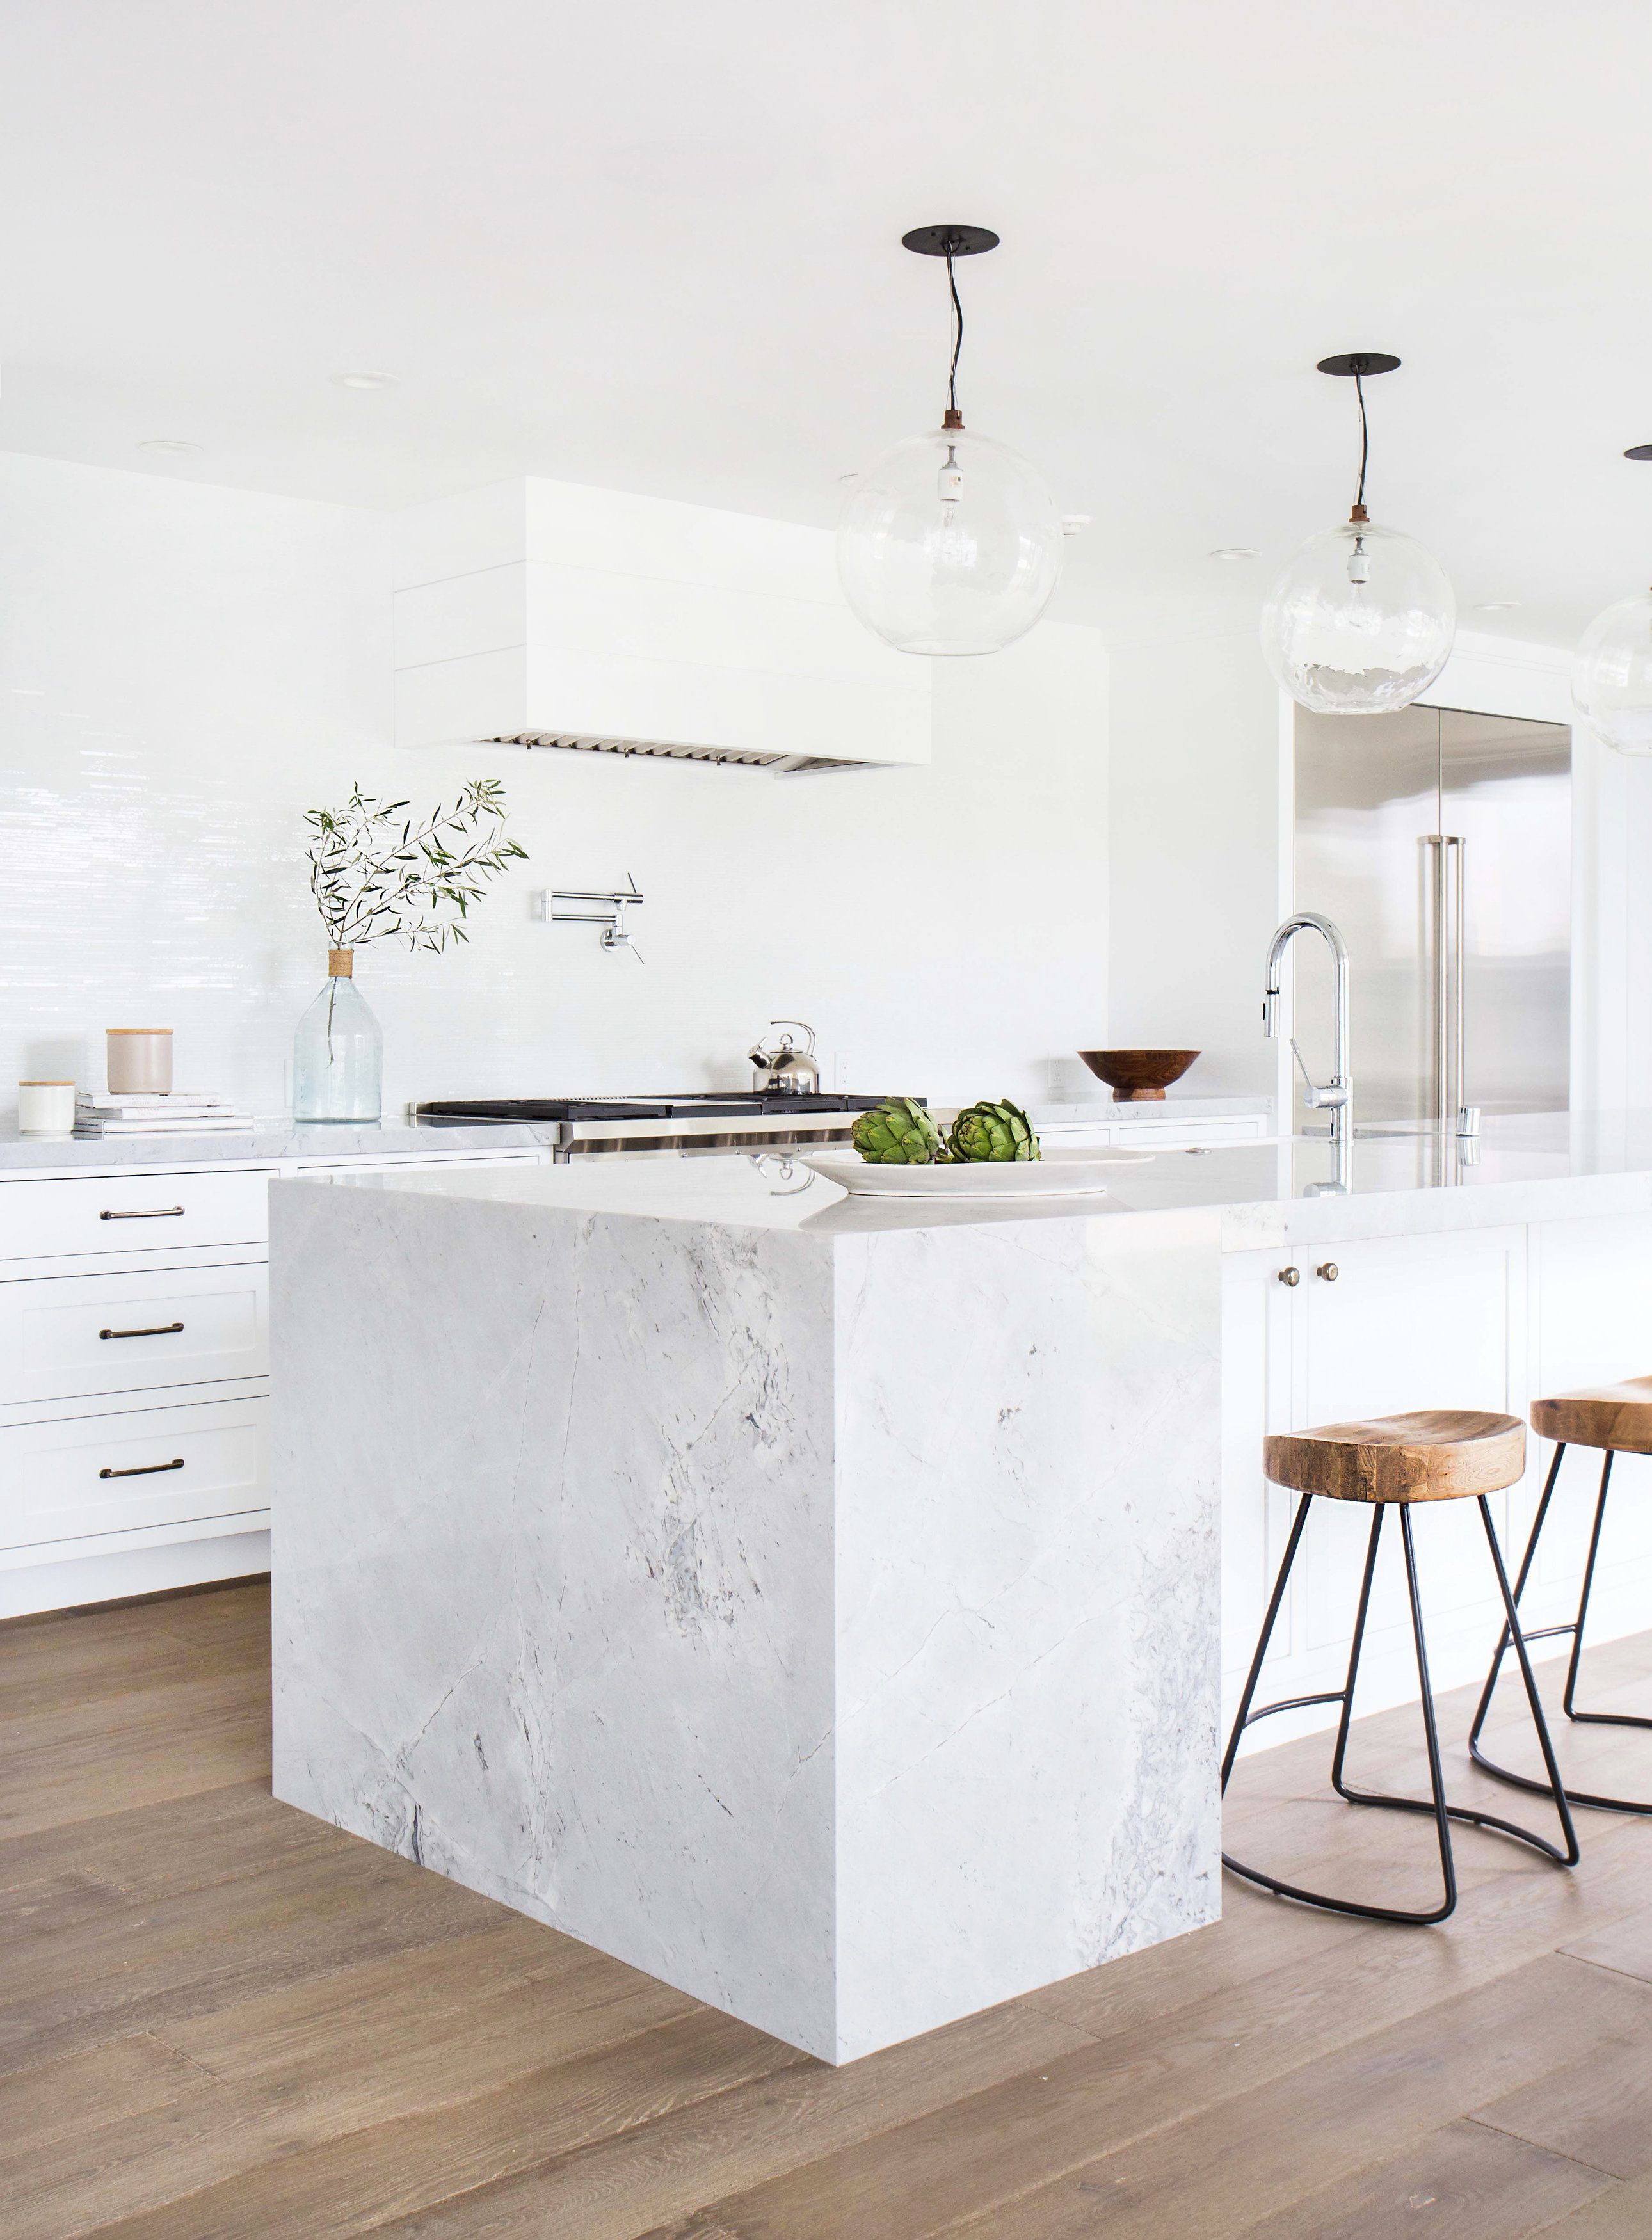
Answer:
937 444 963 505
1260 356 1454 714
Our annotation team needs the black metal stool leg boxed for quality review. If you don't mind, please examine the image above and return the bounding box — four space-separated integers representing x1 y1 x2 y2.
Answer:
1225 1500 1461 1924
1472 1445 1652 1816
1468 1444 1565 1776
1327 1503 1390 1804
1225 1490 1579 1922
1564 1452 1614 1720
1322 1504 1458 1922
1221 1495 1325 1793
1329 1500 1578 1864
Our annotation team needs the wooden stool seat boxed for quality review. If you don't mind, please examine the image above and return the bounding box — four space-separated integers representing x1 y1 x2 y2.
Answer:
1264 1409 1525 1505
1531 1377 1652 1457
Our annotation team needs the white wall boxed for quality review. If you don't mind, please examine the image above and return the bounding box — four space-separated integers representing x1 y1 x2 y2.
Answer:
0 452 1109 1118
1105 630 1283 1098
0 452 386 1113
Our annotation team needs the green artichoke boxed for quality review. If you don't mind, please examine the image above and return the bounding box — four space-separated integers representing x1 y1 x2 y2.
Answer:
947 1098 1041 1162
851 1096 943 1164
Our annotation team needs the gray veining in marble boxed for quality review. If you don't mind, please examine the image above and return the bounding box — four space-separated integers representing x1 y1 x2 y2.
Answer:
270 1172 1223 2063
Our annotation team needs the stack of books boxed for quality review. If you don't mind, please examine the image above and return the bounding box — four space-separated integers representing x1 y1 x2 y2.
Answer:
74 1094 255 1139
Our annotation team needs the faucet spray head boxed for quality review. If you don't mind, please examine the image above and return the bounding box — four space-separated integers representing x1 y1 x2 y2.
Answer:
1262 986 1280 1039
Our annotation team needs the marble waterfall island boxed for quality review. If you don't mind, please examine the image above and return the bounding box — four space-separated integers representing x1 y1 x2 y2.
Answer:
269 1160 1221 2065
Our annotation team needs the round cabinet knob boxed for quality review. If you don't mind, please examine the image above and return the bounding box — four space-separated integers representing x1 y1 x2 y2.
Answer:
1316 1261 1339 1283
1277 1265 1301 1286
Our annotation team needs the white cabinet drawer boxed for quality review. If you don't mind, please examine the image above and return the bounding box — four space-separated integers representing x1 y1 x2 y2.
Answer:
0 1263 268 1405
0 1396 268 1549
0 1169 271 1261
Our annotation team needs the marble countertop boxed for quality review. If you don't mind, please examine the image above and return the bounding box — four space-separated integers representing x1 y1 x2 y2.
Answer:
0 1117 561 1176
300 1110 1652 1247
0 1092 1275 1181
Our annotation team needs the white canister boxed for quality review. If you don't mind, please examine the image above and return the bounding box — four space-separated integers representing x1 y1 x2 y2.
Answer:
106 1028 173 1096
18 1081 76 1135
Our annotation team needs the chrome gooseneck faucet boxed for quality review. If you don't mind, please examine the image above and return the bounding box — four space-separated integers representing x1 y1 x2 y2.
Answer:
1263 911 1353 1156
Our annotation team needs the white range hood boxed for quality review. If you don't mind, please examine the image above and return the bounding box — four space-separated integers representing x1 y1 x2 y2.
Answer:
392 478 932 773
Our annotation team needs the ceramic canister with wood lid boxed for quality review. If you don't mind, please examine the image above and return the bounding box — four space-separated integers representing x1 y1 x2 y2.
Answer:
106 1028 173 1096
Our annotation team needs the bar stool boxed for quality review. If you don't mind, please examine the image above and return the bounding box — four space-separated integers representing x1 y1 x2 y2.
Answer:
1470 1377 1652 1815
1223 1409 1580 1924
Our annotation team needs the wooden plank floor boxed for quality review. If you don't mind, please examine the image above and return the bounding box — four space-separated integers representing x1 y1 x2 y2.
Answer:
5 1581 1652 2237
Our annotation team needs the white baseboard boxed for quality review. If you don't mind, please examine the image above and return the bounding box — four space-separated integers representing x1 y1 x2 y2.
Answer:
0 1529 270 1619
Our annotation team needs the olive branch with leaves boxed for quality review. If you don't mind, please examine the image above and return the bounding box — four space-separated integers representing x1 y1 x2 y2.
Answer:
304 779 527 954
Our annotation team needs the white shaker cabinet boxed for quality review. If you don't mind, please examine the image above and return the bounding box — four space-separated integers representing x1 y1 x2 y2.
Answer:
0 1397 268 1551
0 1147 549 1617
0 1261 268 1407
1223 1225 1530 1748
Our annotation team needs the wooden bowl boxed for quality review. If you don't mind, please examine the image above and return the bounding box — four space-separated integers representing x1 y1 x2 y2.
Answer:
1077 1049 1200 1103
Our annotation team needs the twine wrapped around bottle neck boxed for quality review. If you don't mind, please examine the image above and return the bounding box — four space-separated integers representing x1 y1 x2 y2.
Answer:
328 948 354 979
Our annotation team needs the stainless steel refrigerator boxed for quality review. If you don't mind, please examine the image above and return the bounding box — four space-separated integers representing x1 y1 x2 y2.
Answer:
1292 705 1571 1129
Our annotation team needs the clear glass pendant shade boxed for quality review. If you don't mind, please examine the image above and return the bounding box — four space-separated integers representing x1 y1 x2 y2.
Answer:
1260 515 1456 715
837 426 1064 655
1573 589 1652 753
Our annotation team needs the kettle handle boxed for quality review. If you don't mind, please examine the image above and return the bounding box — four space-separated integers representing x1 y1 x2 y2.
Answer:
769 1019 817 1059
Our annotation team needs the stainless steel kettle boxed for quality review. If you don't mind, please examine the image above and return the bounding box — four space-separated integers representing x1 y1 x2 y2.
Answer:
748 1020 820 1096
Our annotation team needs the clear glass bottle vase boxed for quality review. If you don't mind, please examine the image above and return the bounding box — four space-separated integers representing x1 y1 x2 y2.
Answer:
292 950 383 1122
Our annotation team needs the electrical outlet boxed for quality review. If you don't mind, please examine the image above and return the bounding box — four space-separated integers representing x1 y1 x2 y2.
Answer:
529 889 548 921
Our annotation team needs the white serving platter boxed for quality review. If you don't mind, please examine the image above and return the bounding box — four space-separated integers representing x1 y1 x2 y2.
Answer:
799 1146 1155 1200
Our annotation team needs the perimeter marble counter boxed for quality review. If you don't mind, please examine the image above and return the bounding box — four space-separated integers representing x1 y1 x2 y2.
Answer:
0 1116 561 1176
270 1113 1652 2065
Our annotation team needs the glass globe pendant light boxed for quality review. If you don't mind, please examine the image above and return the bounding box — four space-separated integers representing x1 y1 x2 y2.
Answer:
1573 444 1652 754
1260 353 1456 714
837 225 1064 656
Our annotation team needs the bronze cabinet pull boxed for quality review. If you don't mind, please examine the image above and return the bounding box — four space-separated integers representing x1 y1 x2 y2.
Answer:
100 1206 186 1220
1277 1265 1301 1286
99 1458 185 1479
1316 1262 1340 1282
99 1322 185 1340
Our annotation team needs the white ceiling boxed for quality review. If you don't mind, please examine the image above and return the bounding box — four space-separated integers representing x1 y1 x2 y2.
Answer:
2 0 1650 647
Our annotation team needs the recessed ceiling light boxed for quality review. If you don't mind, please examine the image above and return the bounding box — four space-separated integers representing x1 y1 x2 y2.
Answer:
1472 600 1521 612
137 438 202 456
1061 514 1092 537
335 371 398 391
1208 547 1260 562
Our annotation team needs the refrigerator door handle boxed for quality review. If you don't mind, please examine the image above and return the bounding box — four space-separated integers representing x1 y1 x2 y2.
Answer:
1427 833 1468 1133
1448 834 1466 1128
1427 835 1449 1133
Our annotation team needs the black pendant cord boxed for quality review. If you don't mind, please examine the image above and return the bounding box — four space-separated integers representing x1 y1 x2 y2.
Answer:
900 224 998 421
1315 351 1399 510
946 249 964 418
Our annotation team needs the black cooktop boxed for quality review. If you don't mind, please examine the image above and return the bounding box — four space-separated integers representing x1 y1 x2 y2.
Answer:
415 1092 911 1123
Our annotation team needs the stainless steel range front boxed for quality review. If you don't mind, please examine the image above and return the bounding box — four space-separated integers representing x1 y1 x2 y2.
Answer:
413 1092 911 1161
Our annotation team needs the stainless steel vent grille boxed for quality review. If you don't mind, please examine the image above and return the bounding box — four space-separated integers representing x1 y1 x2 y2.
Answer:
488 733 862 775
